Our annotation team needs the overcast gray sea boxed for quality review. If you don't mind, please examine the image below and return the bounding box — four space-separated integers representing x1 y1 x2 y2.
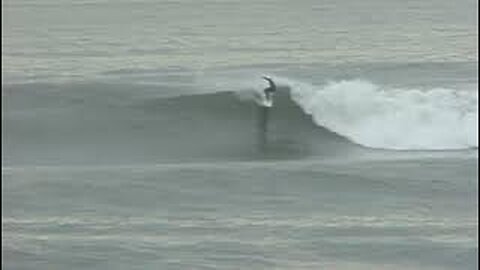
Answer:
2 0 478 269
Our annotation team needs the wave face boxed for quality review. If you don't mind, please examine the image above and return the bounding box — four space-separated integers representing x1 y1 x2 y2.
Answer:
2 76 478 165
2 81 353 165
277 78 478 150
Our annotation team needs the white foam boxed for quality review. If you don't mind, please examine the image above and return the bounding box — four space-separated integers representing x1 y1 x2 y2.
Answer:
280 77 478 150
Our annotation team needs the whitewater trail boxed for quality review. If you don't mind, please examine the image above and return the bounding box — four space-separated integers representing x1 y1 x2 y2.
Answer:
269 77 477 150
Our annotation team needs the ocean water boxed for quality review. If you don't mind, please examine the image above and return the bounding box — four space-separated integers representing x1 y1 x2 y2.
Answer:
2 0 478 269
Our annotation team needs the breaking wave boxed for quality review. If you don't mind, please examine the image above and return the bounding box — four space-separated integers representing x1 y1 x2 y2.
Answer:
2 75 477 165
272 77 477 150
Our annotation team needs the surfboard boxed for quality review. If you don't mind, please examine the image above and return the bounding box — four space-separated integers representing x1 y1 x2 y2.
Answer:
262 93 273 107
263 98 273 107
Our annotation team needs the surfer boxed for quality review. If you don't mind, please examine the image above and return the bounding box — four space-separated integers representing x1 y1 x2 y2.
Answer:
262 76 276 106
256 76 276 151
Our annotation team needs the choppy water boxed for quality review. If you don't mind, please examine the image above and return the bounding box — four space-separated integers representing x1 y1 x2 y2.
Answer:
2 0 478 269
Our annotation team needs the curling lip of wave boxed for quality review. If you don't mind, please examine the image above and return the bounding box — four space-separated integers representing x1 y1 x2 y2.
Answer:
271 77 478 150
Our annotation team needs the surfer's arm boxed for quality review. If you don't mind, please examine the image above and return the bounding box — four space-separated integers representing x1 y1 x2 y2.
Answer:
262 76 276 89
